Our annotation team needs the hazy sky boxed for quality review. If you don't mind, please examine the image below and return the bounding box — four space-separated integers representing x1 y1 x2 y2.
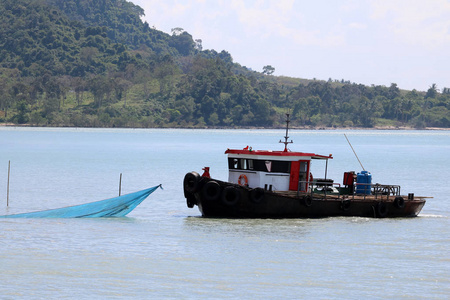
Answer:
132 0 450 92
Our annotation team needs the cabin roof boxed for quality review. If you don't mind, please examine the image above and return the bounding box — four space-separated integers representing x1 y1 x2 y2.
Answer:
225 148 332 160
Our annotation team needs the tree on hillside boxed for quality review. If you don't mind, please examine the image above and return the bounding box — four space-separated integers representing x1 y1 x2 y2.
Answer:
262 65 275 75
171 27 184 36
425 83 438 99
194 39 203 51
169 31 195 56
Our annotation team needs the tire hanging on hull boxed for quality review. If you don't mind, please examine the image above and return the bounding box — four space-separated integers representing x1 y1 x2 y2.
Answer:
376 201 388 218
394 196 405 209
184 172 200 208
303 195 313 207
184 172 200 193
222 186 240 206
340 199 351 211
250 188 265 204
203 181 221 202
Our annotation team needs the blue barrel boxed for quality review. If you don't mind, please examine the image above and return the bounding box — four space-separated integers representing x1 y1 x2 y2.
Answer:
356 171 372 195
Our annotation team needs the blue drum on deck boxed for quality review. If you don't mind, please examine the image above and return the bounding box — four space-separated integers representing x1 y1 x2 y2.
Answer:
356 171 372 195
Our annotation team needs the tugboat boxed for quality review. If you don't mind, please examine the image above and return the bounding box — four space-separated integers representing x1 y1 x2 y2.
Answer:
183 115 426 218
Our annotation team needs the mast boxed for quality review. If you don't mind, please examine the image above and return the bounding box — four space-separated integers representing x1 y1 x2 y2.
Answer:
279 113 293 152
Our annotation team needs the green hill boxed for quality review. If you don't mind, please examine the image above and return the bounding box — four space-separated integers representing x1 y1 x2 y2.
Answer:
0 0 449 128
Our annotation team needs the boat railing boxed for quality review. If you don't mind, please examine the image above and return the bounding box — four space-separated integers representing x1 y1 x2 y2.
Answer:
298 181 402 201
370 183 401 199
297 180 343 199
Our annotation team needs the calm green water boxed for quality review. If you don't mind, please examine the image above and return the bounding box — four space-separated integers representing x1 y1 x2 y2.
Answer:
1 128 449 299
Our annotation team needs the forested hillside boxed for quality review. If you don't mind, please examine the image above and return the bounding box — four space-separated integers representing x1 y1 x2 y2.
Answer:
0 0 449 128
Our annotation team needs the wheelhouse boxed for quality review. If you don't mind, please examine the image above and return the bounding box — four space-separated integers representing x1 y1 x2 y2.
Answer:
225 148 332 192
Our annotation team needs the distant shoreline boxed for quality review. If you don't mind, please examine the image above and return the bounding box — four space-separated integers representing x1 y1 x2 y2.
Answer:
1 123 449 130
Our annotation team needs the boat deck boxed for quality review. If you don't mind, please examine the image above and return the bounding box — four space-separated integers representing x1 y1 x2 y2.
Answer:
274 190 426 202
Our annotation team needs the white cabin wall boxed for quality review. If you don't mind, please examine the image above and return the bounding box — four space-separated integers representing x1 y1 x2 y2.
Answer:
229 170 290 191
263 174 290 191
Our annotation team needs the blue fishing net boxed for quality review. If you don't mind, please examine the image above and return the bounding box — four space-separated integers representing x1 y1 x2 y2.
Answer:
0 185 161 218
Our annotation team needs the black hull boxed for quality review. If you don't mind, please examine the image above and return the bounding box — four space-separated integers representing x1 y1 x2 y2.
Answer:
184 173 426 218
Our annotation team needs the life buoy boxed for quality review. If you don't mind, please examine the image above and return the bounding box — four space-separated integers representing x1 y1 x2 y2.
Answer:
376 201 388 218
221 186 240 206
303 195 313 207
202 181 221 202
184 172 200 193
340 199 351 211
394 196 405 209
238 174 248 186
250 188 265 204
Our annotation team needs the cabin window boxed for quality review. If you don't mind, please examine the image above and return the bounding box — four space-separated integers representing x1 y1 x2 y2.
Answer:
241 159 247 169
271 161 290 173
233 159 239 169
247 159 254 170
228 158 240 169
253 160 267 171
228 158 290 173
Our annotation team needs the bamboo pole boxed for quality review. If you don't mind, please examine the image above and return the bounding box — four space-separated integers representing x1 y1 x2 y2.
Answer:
119 173 122 196
7 160 10 207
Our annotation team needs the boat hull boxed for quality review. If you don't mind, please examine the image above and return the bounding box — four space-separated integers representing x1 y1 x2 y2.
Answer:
184 173 425 218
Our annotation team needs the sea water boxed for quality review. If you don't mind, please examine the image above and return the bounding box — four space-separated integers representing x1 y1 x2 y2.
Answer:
0 127 449 299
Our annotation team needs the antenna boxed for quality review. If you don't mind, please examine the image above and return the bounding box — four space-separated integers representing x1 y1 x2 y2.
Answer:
344 134 365 171
279 113 293 152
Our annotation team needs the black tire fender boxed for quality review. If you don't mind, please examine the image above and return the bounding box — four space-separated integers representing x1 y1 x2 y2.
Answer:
186 195 196 208
184 172 200 194
303 195 313 207
340 199 351 211
394 196 405 209
202 181 221 202
377 201 388 218
221 186 240 206
250 188 265 204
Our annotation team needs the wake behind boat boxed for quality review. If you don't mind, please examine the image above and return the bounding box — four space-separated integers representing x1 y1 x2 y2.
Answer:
183 115 427 218
0 185 161 218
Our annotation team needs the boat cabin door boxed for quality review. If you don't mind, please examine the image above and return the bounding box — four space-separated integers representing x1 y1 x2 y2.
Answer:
289 160 310 192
